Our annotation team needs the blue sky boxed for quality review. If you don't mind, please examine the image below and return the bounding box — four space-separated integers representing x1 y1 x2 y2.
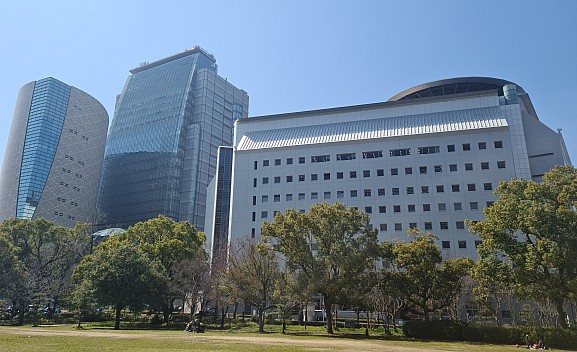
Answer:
1 1 576 164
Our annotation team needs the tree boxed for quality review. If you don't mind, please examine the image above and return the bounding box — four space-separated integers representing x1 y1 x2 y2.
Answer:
471 256 515 325
226 239 280 333
119 215 205 325
172 246 210 321
73 237 165 329
0 218 91 325
469 165 577 329
391 230 472 321
262 202 380 334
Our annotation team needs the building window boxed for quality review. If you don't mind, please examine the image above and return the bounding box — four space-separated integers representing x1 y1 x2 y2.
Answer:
405 167 413 175
440 222 449 230
478 142 487 150
350 171 357 179
378 188 386 196
451 184 460 192
438 203 447 211
409 222 417 229
377 169 384 177
465 163 473 171
424 222 433 230
379 205 386 213
481 162 490 170
286 158 293 165
263 160 270 167
362 151 383 159
324 173 331 180
447 144 456 152
286 175 293 183
262 177 269 184
298 193 305 200
392 187 400 195
324 192 331 199
275 159 281 166
421 186 429 194
436 185 444 193
365 206 372 213
337 190 344 199
458 240 467 249
286 194 293 201
442 241 450 249
252 212 256 221
262 195 269 203
274 176 281 184
418 146 440 154
423 204 431 211
380 224 388 231
393 205 401 213
363 170 370 178
497 161 506 169
454 202 462 211
311 192 318 200
254 161 258 170
253 178 257 187
391 168 399 176
337 172 344 179
273 194 280 202
311 174 318 181
390 148 411 157
470 202 479 210
311 155 330 163
364 189 372 197
456 221 465 230
299 174 305 182
406 187 414 195
494 140 503 148
486 201 495 207
434 165 442 173
449 164 457 172
252 196 257 205
467 183 476 191
484 182 493 190
337 152 356 161
462 143 471 151
408 204 416 212
394 223 403 231
261 211 268 219
350 190 358 197
299 156 305 164
419 166 427 174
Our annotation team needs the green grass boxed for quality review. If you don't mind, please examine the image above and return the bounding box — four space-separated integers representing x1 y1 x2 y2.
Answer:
0 324 517 351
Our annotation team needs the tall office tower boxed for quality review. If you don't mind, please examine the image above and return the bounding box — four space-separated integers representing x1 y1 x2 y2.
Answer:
216 77 571 261
0 77 109 227
97 47 249 230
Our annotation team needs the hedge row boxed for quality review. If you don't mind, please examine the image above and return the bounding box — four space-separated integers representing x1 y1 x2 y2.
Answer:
403 320 577 350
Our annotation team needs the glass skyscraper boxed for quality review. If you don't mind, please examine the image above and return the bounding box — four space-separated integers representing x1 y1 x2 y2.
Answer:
0 77 109 227
97 47 248 230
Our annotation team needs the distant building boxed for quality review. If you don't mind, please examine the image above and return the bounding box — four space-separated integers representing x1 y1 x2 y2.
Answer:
0 77 109 227
207 77 571 261
97 47 249 230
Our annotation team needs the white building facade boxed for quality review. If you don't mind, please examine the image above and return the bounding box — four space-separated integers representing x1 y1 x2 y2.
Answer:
208 78 571 260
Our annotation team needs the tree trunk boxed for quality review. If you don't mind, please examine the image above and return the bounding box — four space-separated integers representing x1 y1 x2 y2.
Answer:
220 306 228 329
555 299 567 329
365 311 369 337
282 320 286 334
77 308 82 328
162 299 174 326
423 304 429 321
233 302 238 321
114 305 122 330
304 304 307 330
258 307 265 334
325 301 333 334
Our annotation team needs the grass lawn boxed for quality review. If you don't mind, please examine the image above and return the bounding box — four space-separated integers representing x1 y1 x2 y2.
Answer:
0 323 518 352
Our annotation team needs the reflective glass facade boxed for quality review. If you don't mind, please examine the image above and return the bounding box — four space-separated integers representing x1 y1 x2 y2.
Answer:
98 48 248 229
17 78 70 219
211 147 233 264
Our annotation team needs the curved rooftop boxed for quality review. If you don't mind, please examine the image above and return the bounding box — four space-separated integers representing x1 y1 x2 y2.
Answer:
388 77 526 102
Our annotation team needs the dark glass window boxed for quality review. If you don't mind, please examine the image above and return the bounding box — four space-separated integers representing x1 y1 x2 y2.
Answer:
391 168 398 176
274 176 281 184
418 146 440 154
434 165 442 173
390 148 411 157
405 167 412 175
458 240 467 249
447 144 456 152
311 174 318 181
470 202 479 210
394 223 402 231
286 175 293 183
350 190 358 197
468 183 476 191
465 163 473 171
337 172 344 179
311 155 330 163
299 156 306 164
419 166 427 174
423 204 431 211
436 185 444 193
299 174 305 182
456 221 465 230
449 164 457 172
377 169 384 177
262 177 269 184
379 206 386 213
378 188 385 196
350 171 357 178
362 151 383 159
481 162 490 170
337 153 356 161
263 160 269 166
393 205 401 213
364 189 372 197
497 161 506 169
286 158 293 165
440 221 449 230
363 170 370 178
424 222 432 230
365 206 372 213
421 186 429 194
380 224 388 231
484 182 493 190
452 184 460 192
462 143 471 151
478 142 487 150
442 241 450 249
406 187 414 195
392 188 400 195
494 140 503 148
324 173 330 180
454 202 462 211
408 204 416 212
275 159 281 166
